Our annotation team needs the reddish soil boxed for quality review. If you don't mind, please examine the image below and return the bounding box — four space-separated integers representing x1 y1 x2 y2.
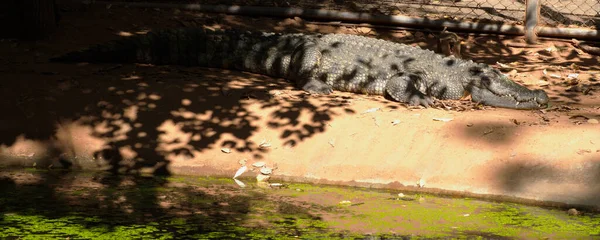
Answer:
1 3 599 208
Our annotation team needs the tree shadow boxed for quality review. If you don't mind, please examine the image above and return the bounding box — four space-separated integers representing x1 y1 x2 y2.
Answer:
0 170 342 238
1 3 599 235
493 157 600 209
2 2 594 179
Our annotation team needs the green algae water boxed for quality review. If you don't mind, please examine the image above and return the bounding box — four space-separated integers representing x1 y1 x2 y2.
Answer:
1 169 599 239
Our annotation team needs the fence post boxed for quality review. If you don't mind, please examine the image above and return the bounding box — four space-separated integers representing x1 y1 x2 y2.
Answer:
524 0 541 43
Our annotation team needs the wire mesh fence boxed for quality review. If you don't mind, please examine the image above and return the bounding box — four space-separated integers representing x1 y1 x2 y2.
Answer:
538 0 599 28
117 0 598 30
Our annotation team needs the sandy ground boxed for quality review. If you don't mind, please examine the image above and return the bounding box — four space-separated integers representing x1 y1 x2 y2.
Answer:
1 3 599 208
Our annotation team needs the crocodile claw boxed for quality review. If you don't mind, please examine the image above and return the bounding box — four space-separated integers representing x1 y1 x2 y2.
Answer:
302 80 334 94
408 95 434 108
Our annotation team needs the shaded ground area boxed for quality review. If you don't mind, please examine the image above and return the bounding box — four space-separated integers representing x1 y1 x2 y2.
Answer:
1 3 600 236
1 169 600 239
95 0 600 28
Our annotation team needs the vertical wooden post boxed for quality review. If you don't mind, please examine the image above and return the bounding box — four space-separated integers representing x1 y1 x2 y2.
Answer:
524 0 541 44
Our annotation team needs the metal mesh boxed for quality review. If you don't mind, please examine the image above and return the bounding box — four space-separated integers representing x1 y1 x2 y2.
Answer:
538 0 599 28
100 0 600 30
361 0 526 25
235 0 598 29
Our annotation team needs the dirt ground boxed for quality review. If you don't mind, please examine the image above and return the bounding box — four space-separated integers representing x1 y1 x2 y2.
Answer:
1 3 600 209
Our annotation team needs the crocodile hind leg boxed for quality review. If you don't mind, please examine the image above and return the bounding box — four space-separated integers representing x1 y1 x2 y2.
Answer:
385 75 434 107
289 41 333 94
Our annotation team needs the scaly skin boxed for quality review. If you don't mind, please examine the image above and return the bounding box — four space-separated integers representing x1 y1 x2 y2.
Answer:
51 28 549 109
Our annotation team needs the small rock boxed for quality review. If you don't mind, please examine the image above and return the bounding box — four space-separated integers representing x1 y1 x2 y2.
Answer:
567 208 580 216
588 119 598 124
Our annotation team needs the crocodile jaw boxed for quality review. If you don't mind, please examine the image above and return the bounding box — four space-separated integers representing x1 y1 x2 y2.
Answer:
471 87 549 109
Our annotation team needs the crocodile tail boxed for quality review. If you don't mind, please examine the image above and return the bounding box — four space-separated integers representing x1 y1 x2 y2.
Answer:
49 37 141 63
49 28 250 67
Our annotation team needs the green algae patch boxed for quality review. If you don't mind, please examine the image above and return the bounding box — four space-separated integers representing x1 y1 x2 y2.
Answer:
276 183 600 238
1 170 599 239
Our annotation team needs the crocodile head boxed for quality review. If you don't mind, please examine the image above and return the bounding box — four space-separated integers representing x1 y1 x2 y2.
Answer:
467 65 549 109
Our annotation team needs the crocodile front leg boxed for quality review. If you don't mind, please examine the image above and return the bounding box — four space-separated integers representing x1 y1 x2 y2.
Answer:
385 74 434 107
289 41 334 94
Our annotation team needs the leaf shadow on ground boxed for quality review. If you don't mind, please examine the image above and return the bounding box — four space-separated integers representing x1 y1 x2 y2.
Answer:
0 171 362 238
492 156 600 210
0 35 360 236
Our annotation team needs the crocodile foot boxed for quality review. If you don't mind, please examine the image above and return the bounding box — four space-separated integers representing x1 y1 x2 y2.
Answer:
301 80 334 94
407 94 434 107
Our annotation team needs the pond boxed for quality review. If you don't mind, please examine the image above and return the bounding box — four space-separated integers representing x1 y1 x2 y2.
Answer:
1 169 599 239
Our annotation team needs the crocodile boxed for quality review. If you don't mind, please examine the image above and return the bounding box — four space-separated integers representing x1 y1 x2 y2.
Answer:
51 28 549 109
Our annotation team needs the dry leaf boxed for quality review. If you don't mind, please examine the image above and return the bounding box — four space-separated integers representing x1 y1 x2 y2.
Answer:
269 183 285 188
234 179 246 188
252 161 266 168
259 140 272 148
233 165 247 179
256 173 271 182
417 178 426 188
537 80 550 86
433 117 453 122
567 73 579 79
260 167 273 175
239 159 247 165
497 62 512 69
362 107 380 114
